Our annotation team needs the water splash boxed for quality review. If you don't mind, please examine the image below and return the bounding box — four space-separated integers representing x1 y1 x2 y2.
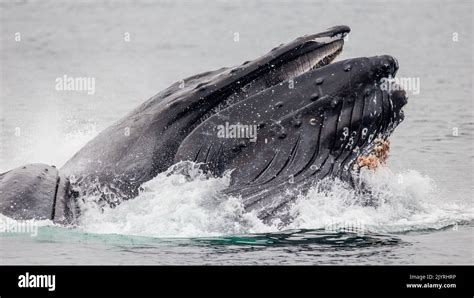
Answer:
287 168 473 234
74 162 473 238
77 162 270 238
1 160 472 240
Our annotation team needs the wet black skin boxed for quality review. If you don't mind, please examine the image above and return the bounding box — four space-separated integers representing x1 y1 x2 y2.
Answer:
177 55 406 221
0 26 407 224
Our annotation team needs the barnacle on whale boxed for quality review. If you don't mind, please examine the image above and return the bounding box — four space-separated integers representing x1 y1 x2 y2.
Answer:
356 139 391 170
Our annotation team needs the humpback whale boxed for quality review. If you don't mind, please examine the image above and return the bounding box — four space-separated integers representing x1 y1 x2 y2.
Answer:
0 26 407 224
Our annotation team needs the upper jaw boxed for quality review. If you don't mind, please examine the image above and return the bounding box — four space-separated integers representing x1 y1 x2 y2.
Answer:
265 26 350 77
298 25 351 44
193 26 350 121
231 26 348 95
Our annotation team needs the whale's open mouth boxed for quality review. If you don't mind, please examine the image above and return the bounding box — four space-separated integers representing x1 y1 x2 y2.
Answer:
0 25 410 225
58 25 407 224
194 26 349 126
176 26 408 218
276 38 344 76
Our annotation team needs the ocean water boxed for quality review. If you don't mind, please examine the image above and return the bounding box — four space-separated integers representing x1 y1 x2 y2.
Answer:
0 0 473 264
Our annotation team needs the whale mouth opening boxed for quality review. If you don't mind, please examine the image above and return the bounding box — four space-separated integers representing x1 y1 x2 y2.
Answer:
203 37 346 123
242 38 345 94
280 40 344 78
251 26 350 91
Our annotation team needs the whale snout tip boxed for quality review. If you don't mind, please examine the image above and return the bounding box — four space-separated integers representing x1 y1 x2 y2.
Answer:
371 55 408 107
371 55 399 78
311 25 350 40
392 89 408 106
325 25 351 36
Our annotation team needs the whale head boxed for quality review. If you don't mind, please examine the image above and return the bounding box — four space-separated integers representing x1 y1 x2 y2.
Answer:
174 27 407 220
1 26 408 225
61 26 353 195
60 25 407 223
